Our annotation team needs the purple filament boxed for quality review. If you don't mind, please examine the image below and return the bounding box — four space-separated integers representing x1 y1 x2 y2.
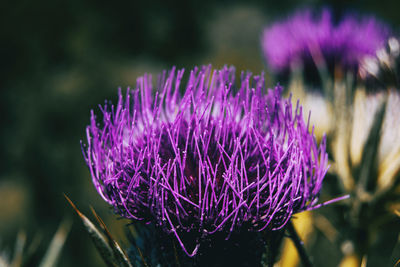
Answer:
83 65 328 256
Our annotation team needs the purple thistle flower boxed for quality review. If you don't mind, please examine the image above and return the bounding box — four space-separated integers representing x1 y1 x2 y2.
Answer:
82 65 328 256
262 9 390 72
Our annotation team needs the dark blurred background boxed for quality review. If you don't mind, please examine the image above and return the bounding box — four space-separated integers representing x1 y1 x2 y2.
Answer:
0 0 398 266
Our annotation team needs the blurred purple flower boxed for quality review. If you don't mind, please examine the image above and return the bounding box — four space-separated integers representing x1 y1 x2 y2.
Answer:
82 65 328 256
262 9 390 72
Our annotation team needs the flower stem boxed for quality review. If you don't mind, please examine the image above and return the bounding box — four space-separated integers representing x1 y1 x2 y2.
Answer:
287 221 313 267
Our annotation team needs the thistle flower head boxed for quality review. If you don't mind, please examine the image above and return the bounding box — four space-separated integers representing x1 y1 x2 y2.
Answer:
262 9 390 73
83 65 328 256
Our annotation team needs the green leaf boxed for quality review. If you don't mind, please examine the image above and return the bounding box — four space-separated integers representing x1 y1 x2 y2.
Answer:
39 219 71 267
64 194 117 267
90 206 133 267
11 231 26 267
64 194 133 267
355 98 387 194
